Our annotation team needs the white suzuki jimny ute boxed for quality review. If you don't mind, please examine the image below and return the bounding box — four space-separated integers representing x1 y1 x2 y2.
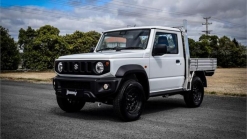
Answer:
53 21 217 121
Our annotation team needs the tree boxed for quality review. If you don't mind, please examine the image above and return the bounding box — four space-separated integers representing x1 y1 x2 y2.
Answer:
198 34 219 58
188 38 199 57
18 26 37 50
232 38 239 47
64 31 85 54
64 30 101 54
230 39 246 67
189 35 246 67
21 25 70 70
18 26 37 69
0 26 20 70
218 36 236 67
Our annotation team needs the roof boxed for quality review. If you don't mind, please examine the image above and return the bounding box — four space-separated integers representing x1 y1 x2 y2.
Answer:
104 26 181 33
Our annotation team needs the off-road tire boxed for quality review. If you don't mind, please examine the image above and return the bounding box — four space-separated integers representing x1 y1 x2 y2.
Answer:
184 76 204 108
113 79 145 121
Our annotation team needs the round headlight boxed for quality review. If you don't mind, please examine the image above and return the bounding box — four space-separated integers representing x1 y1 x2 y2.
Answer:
57 62 63 73
95 62 104 74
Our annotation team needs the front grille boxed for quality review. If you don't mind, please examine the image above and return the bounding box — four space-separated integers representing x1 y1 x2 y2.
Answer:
63 61 93 73
55 60 110 75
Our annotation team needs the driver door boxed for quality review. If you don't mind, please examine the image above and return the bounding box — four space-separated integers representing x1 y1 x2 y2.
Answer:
149 30 184 93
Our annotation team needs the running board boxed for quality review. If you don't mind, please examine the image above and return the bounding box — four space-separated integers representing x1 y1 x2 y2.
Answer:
149 89 184 97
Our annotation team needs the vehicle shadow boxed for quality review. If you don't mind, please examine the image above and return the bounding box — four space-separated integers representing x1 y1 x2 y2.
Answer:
143 97 186 115
50 97 187 122
50 104 119 122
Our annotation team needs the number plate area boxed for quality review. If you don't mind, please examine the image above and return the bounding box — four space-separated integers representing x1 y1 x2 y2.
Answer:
66 90 77 96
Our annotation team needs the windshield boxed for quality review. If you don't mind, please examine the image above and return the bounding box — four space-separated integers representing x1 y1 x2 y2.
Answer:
96 29 150 51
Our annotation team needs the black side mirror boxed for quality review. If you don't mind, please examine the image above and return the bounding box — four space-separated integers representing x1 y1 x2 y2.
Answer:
90 47 95 52
152 44 167 56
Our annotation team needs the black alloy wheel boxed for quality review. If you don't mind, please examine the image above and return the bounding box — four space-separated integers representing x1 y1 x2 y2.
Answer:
113 79 145 121
124 85 142 115
184 76 204 108
192 81 203 105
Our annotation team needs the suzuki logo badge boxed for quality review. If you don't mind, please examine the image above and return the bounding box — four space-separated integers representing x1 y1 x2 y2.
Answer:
74 64 78 70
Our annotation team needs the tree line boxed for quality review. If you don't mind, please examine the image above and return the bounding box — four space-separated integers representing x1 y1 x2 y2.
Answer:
0 25 246 70
189 35 246 67
1 25 100 70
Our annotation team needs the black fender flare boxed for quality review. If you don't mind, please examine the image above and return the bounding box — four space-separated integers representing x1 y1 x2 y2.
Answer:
115 64 146 77
115 64 150 100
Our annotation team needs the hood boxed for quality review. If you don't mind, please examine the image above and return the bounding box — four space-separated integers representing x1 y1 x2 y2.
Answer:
58 50 145 60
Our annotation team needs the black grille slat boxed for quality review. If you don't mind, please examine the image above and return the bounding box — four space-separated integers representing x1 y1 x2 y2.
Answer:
72 62 75 72
69 62 73 72
80 62 85 73
63 62 67 72
87 62 92 73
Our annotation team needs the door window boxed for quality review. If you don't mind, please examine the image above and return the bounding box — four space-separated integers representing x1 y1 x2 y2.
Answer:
153 32 178 54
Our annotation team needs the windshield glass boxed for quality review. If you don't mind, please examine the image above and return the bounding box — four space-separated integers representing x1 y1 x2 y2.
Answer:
97 29 150 51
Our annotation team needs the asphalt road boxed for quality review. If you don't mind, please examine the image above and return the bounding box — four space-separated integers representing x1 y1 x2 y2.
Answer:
1 80 246 139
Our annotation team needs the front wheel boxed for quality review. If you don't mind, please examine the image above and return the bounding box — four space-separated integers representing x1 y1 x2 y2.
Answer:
113 79 145 121
184 76 204 108
56 96 86 112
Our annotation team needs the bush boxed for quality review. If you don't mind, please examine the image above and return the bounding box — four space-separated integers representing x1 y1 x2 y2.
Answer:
0 26 20 70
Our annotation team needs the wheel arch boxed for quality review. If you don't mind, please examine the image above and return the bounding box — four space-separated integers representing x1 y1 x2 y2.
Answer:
115 64 150 100
194 71 207 87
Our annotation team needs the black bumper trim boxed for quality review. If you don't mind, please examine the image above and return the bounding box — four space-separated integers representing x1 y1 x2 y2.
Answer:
53 76 121 102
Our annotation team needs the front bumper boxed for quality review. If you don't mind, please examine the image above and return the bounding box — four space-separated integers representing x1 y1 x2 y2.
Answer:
53 76 121 102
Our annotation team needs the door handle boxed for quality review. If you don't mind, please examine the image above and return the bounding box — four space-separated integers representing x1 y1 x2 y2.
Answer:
176 60 180 63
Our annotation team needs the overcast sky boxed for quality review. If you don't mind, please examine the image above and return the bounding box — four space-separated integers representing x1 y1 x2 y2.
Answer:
1 0 246 45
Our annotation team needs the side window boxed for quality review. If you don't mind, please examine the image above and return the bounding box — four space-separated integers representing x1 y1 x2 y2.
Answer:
153 32 178 54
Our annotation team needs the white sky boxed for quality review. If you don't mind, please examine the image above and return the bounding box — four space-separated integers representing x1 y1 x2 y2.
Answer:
1 0 246 45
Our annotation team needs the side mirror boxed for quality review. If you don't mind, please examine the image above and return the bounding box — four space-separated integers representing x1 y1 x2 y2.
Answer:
90 47 95 52
152 44 167 56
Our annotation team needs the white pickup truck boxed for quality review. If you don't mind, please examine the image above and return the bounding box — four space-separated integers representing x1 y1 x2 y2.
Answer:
53 20 217 121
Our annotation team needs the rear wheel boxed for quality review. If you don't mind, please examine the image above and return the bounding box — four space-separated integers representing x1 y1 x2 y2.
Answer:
113 79 145 121
56 96 85 112
184 76 204 108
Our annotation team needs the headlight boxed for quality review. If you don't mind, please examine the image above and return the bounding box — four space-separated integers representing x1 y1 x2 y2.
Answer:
95 62 104 74
57 62 63 73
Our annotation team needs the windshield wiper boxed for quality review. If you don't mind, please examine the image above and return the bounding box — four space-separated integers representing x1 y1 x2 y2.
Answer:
116 46 144 51
97 46 144 52
96 47 116 52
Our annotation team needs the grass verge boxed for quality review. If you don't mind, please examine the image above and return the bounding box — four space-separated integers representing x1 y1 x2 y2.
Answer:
0 77 52 84
205 91 246 97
